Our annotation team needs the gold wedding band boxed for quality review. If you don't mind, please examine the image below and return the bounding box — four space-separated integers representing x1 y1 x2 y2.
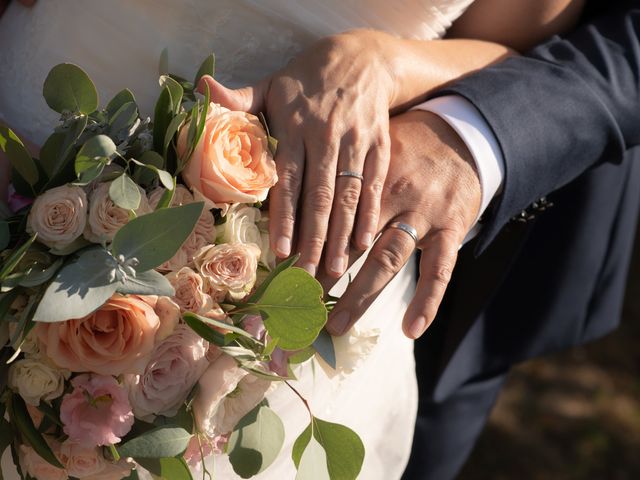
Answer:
336 170 364 181
388 221 419 244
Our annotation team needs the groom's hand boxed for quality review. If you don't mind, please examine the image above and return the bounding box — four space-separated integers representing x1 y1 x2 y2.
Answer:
324 110 481 339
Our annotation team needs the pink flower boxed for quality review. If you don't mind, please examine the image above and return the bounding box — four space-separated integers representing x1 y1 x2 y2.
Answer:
242 315 265 340
36 294 178 376
19 438 67 480
183 433 229 468
179 102 278 204
125 324 209 420
195 243 261 300
60 374 134 446
166 267 214 314
59 441 106 478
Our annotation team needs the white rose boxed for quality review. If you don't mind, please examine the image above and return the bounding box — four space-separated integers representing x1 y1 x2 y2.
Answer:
59 441 106 478
259 231 276 270
84 181 151 243
195 243 260 300
316 326 380 378
8 358 70 406
125 324 209 420
166 267 214 314
218 204 262 246
26 185 87 250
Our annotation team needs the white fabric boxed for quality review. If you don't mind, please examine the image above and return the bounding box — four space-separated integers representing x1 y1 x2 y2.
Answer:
0 1 475 478
413 96 505 224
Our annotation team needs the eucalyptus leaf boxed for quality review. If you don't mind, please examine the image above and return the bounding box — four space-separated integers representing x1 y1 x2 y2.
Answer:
132 157 174 190
0 220 9 251
9 394 64 468
108 101 138 136
194 54 215 86
33 248 119 323
247 255 299 304
228 404 285 478
41 115 87 181
106 89 136 118
0 126 38 187
164 111 187 157
159 76 184 115
117 269 175 296
111 202 203 272
153 86 173 154
117 426 192 459
295 435 330 480
18 257 63 288
183 313 228 346
312 329 337 369
184 312 257 342
256 268 327 351
74 162 105 186
158 457 193 480
75 134 117 173
48 236 92 256
109 174 141 210
42 63 98 114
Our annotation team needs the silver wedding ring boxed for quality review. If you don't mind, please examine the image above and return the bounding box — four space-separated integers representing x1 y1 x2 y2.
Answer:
336 170 364 181
388 221 419 244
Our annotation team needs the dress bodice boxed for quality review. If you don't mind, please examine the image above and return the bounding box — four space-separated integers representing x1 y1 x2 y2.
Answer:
0 0 474 144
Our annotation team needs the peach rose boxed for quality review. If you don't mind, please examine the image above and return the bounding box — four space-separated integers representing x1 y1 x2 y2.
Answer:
195 243 261 301
26 184 87 250
84 181 151 243
35 294 178 376
166 267 214 314
179 103 277 204
125 324 209 420
59 441 107 478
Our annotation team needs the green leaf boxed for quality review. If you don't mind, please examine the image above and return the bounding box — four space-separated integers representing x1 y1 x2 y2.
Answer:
288 346 316 365
160 76 184 115
111 202 203 272
247 255 299 304
18 257 63 288
163 111 187 157
155 179 176 210
109 174 141 210
9 394 64 468
293 418 364 480
75 134 117 175
295 436 330 480
108 101 138 136
257 268 327 351
158 457 193 480
0 220 9 251
117 426 192 459
313 329 336 369
183 313 227 346
153 87 174 154
106 89 136 118
194 54 215 86
33 248 119 323
184 312 256 343
132 157 174 190
74 161 105 186
41 115 87 181
228 404 285 478
117 269 175 296
42 63 98 114
0 126 38 187
0 233 37 281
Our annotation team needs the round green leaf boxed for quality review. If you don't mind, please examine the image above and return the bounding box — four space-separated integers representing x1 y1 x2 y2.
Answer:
43 63 98 114
117 426 192 459
109 174 141 210
105 88 136 118
313 418 364 480
258 268 327 351
75 134 117 173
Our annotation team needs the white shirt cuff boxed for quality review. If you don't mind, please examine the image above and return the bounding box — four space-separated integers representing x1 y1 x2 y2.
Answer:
411 95 505 241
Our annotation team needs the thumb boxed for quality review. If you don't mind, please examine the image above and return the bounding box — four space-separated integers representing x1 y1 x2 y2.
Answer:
197 75 265 114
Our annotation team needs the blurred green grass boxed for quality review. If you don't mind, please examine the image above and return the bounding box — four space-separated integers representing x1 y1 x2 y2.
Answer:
460 223 640 480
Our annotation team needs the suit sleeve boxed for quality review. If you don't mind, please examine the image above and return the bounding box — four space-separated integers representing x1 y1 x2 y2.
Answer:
438 1 640 253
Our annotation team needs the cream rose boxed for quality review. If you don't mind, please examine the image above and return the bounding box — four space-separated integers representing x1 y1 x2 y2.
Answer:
26 184 87 250
317 326 380 379
166 267 214 314
8 358 70 406
59 441 106 479
195 243 261 300
35 294 179 376
84 181 151 243
179 103 278 204
218 204 262 245
193 354 271 437
125 324 209 420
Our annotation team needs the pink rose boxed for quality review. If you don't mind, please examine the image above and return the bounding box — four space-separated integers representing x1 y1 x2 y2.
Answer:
36 294 175 376
183 433 229 468
195 243 261 300
166 267 214 314
60 374 133 446
84 181 151 244
193 354 271 437
19 440 67 480
59 441 106 478
26 184 87 250
179 102 278 204
125 324 209 420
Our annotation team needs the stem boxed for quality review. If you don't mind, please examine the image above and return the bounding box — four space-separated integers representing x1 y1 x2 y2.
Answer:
285 381 313 421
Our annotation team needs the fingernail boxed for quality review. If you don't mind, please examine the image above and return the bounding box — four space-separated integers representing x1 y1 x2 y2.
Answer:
301 262 317 277
410 316 427 339
330 257 345 275
276 236 291 257
329 311 351 336
361 232 373 248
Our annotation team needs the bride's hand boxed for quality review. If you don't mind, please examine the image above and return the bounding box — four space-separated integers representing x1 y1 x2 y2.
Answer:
199 30 400 278
324 110 481 339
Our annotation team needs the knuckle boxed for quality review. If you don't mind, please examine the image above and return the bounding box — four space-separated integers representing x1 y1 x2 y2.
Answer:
428 262 454 288
371 242 408 275
278 165 303 191
275 211 296 227
364 180 384 199
337 183 361 210
306 183 334 212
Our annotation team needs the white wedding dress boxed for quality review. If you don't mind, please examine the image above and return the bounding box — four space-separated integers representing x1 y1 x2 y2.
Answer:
0 1 474 478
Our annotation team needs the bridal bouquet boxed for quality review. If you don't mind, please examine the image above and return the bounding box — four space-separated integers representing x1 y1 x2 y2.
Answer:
0 54 364 480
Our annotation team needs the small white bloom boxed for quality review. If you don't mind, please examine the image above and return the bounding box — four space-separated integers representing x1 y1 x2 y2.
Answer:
8 358 70 406
317 326 380 378
218 204 263 246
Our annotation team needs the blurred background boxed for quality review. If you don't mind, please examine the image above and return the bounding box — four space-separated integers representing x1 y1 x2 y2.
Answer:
460 225 640 480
